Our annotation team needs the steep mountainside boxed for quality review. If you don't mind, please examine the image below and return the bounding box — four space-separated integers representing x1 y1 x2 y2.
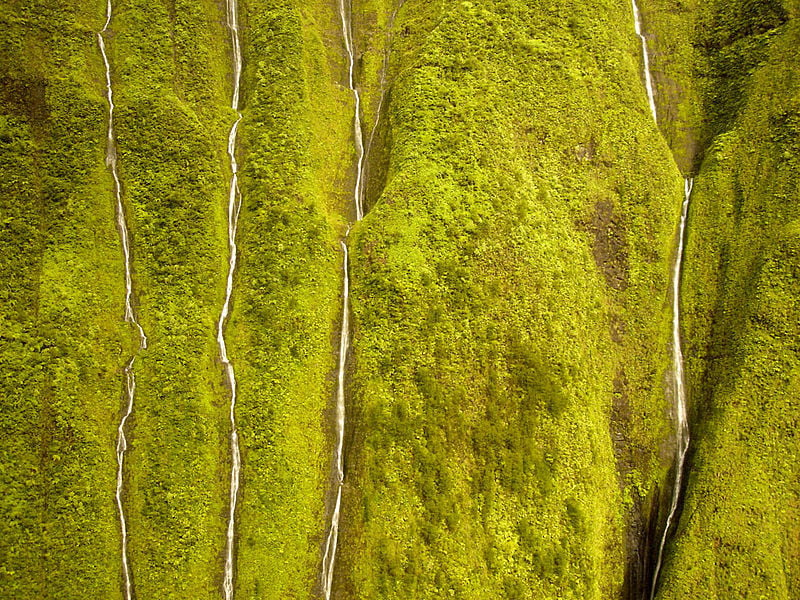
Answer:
110 0 231 595
337 0 682 597
644 0 800 597
0 0 797 598
227 0 351 595
0 0 129 595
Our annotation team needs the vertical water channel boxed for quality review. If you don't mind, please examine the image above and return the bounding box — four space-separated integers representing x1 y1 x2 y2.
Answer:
220 0 243 596
98 3 148 598
320 0 366 596
650 178 693 599
320 240 351 600
632 0 658 122
339 0 366 222
631 2 692 597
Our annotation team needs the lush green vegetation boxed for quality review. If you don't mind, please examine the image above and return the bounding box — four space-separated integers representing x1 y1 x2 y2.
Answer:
648 0 800 597
336 0 683 597
1 0 797 597
636 0 703 173
0 0 353 594
0 0 131 597
109 0 234 595
227 0 351 596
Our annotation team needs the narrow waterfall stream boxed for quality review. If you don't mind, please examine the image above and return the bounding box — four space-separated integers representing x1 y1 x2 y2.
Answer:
340 0 366 222
220 0 244 596
650 178 693 599
631 3 692 597
97 4 148 599
320 240 351 599
632 0 658 122
320 0 366 596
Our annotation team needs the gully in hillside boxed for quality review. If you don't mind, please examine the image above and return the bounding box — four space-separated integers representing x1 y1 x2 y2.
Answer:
650 178 693 600
319 0 373 596
631 2 693 597
97 3 148 599
320 239 351 600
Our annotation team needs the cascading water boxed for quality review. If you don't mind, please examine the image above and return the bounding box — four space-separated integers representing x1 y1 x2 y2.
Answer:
320 240 351 600
220 0 244 596
339 0 366 222
631 3 692 597
650 178 692 599
97 4 148 599
632 0 658 122
319 0 366 596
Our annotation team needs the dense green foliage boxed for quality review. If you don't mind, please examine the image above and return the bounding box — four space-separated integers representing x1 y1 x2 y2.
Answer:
1 0 797 597
0 0 132 597
637 0 704 172
228 0 350 596
336 0 683 597
108 0 233 595
649 1 800 597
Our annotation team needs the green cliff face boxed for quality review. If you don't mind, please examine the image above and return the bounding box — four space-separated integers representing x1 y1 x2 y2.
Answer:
644 0 800 597
0 0 797 598
109 0 231 595
338 0 680 597
0 1 130 596
227 0 350 595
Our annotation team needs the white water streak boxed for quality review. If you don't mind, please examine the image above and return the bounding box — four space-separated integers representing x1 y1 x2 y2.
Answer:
321 241 350 600
650 177 693 600
98 2 148 598
221 0 243 596
340 0 366 221
632 2 693 594
320 0 369 595
632 0 658 122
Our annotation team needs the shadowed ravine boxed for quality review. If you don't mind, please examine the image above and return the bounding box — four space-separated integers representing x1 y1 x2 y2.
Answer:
650 177 692 599
220 0 244 595
631 2 692 598
361 0 405 211
97 4 148 599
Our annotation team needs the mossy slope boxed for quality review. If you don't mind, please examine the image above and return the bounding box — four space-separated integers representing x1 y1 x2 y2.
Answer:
107 0 231 595
335 0 684 597
0 0 131 597
227 0 352 596
4 0 797 597
1 0 355 596
653 2 800 597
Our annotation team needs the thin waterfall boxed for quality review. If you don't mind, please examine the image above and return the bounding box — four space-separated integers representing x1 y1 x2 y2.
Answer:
339 0 366 222
631 3 692 596
650 178 693 599
97 3 148 599
220 0 244 595
320 240 351 600
632 0 658 121
320 0 365 596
